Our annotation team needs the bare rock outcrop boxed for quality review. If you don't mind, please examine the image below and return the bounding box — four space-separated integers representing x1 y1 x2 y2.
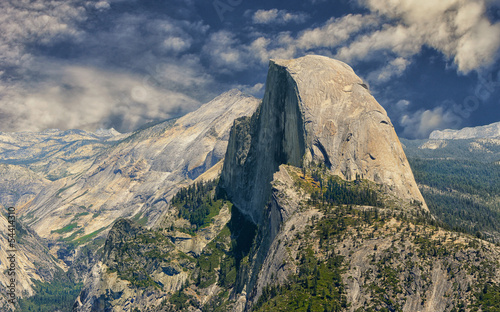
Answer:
221 55 427 224
430 121 500 139
18 90 259 243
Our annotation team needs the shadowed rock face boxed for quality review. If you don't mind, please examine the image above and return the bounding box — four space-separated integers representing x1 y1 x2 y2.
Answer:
14 89 259 242
221 55 427 224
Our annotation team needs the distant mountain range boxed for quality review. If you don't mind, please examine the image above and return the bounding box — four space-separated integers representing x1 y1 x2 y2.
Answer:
0 89 260 310
429 121 500 139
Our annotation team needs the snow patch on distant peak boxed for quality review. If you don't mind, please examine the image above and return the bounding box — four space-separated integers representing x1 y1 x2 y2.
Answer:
429 121 500 140
95 128 121 138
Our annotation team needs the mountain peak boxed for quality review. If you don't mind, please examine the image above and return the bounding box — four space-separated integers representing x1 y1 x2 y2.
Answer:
429 121 500 139
94 127 121 137
271 55 361 81
221 55 426 223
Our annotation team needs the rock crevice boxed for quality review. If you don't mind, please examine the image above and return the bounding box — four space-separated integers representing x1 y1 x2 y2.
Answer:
221 55 427 225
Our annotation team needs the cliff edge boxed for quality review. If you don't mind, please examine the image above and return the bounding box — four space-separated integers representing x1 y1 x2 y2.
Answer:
221 55 427 224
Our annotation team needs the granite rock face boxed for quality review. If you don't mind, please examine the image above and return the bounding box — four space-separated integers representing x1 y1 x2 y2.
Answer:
0 90 259 303
0 214 62 311
17 90 259 242
429 121 500 139
221 55 427 224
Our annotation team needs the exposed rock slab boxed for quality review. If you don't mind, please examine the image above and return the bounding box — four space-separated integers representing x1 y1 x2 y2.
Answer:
19 90 259 243
430 121 500 139
221 55 427 224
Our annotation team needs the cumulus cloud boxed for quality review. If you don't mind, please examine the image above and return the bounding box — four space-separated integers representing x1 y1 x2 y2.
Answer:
252 9 308 25
94 1 111 10
237 83 265 96
1 0 499 134
297 14 377 50
0 0 91 71
162 37 192 53
211 0 500 82
367 57 410 83
0 64 201 132
202 31 248 72
0 0 219 132
335 24 421 63
399 106 461 139
354 0 500 73
203 14 376 72
395 99 411 111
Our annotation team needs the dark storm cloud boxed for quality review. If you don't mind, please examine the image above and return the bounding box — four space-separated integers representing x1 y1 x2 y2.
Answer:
0 0 499 138
0 0 215 133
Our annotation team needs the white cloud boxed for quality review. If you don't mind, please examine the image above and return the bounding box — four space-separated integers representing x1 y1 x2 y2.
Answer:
0 0 87 70
335 24 422 63
0 1 218 132
202 31 247 72
237 83 265 96
1 0 498 135
252 9 308 25
356 0 500 73
0 64 202 132
297 14 377 50
218 0 500 82
400 106 460 138
367 57 410 83
395 99 410 111
202 14 376 72
162 37 192 52
94 1 111 10
147 62 213 90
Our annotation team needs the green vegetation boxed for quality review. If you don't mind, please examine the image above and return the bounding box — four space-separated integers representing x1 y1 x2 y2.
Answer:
318 176 382 207
105 227 177 289
171 179 225 230
61 228 84 242
46 170 71 181
421 190 500 236
55 183 77 197
409 158 500 199
169 289 193 310
400 138 500 163
407 157 500 241
74 211 90 218
289 163 383 208
72 226 107 246
473 283 500 312
51 222 79 234
132 212 148 226
196 207 257 290
18 270 83 312
196 226 231 288
253 252 347 312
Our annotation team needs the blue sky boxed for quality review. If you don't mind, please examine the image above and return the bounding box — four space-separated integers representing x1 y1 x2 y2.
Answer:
1 0 500 138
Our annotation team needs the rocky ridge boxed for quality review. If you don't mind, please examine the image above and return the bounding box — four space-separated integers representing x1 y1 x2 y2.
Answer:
19 90 259 241
69 56 500 312
244 165 500 311
0 90 259 307
221 55 427 224
0 214 64 311
429 121 500 139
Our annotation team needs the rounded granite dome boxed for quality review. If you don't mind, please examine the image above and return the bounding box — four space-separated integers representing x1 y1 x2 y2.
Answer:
222 55 427 224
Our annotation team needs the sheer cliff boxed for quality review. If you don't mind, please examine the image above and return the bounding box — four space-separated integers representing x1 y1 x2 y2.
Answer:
0 90 260 310
221 55 427 224
75 56 500 312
